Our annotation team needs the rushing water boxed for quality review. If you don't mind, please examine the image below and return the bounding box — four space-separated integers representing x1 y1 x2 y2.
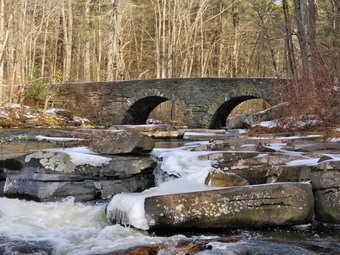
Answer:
0 130 339 254
1 196 339 255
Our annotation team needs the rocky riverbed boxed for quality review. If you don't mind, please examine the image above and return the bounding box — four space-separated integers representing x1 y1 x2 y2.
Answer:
0 125 339 254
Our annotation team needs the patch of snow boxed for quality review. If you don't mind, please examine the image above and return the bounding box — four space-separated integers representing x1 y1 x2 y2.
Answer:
3 103 21 109
264 143 287 151
73 116 90 122
236 129 248 134
241 144 257 147
45 108 65 114
183 132 226 140
286 158 320 166
183 140 210 147
45 147 111 166
329 137 340 142
249 135 322 140
258 121 277 128
255 153 269 158
48 146 96 154
146 119 164 124
35 135 83 141
0 110 9 118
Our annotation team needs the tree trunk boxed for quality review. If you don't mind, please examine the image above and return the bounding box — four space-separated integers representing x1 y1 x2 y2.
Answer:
293 0 318 77
84 0 91 81
231 0 239 77
115 1 126 80
62 0 73 82
107 0 125 80
0 0 6 102
282 0 297 80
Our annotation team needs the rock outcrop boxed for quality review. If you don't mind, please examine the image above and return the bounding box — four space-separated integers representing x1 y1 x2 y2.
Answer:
2 150 156 201
310 160 340 224
144 182 314 229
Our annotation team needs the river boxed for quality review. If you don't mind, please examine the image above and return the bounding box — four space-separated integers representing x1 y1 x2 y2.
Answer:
0 129 339 254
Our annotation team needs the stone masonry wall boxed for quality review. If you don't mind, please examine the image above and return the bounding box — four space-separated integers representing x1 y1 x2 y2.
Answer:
54 78 283 128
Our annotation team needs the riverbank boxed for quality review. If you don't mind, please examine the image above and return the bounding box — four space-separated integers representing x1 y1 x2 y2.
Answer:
0 103 93 128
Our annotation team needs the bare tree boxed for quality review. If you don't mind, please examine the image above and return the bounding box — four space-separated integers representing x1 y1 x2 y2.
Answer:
282 0 297 80
84 0 92 81
231 0 239 77
107 0 126 80
62 0 73 82
0 0 10 102
293 0 318 77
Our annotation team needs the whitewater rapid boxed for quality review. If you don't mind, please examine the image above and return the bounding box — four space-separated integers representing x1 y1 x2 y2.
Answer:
0 197 193 254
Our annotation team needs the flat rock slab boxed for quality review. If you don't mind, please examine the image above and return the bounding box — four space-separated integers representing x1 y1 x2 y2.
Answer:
140 130 184 139
145 182 314 229
2 150 156 201
111 124 176 132
89 130 155 155
282 141 340 153
4 179 100 202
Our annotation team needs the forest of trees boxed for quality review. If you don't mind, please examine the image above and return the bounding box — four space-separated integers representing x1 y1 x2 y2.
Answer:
0 0 338 106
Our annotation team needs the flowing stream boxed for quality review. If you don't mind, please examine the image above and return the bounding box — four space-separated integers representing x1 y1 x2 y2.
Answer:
0 131 339 254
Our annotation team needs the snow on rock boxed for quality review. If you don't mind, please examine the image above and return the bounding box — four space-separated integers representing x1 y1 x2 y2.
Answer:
106 147 221 230
35 135 83 142
44 147 111 167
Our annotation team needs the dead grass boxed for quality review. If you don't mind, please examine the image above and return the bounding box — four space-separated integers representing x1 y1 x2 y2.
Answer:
252 66 340 134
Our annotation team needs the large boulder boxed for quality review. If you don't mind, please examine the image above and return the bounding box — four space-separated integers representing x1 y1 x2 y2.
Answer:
314 187 340 224
89 130 155 155
204 168 249 187
2 149 156 201
144 182 314 229
205 152 306 184
310 160 340 224
227 113 252 129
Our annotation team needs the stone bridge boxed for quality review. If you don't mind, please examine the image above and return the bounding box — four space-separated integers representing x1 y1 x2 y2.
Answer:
55 78 284 128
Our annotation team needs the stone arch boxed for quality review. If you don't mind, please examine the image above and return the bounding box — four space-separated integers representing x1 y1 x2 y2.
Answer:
207 86 268 129
209 96 258 128
121 90 188 125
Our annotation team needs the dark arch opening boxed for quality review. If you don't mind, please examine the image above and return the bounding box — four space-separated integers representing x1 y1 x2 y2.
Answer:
209 96 259 129
122 96 169 124
148 100 187 126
